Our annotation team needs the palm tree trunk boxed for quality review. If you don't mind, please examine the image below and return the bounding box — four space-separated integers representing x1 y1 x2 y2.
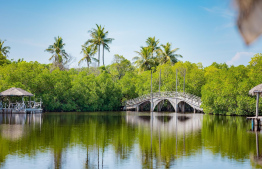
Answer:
98 45 100 67
102 44 104 66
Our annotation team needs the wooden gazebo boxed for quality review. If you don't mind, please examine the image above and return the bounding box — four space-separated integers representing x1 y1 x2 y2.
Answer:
247 84 262 129
249 84 262 118
0 87 42 113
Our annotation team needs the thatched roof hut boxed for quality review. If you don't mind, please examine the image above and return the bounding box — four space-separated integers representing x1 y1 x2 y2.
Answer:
249 84 262 96
249 84 262 118
0 87 34 97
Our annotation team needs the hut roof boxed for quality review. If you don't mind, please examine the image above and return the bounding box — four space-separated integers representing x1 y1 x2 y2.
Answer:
249 84 262 96
0 87 34 97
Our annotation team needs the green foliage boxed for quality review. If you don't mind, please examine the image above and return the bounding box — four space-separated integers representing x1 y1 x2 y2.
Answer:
0 45 262 115
201 56 262 115
107 54 134 81
0 53 11 66
0 61 121 112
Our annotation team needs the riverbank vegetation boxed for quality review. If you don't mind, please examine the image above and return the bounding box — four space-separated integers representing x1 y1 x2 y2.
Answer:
0 31 262 114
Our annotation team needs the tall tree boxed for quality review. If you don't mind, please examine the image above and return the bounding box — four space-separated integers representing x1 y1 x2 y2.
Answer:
132 37 160 71
45 36 69 70
146 37 159 54
133 47 156 71
0 39 10 57
87 24 114 67
157 42 182 65
87 24 103 67
79 45 97 68
101 30 114 66
109 54 133 80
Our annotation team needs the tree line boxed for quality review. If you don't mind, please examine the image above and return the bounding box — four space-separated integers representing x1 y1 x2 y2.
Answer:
0 25 262 115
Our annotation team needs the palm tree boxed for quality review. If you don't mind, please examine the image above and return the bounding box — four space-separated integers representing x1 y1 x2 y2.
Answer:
101 30 114 66
79 45 97 68
146 37 160 54
0 39 11 57
133 47 156 71
45 36 69 70
87 24 114 67
157 42 182 65
86 24 103 67
146 36 160 66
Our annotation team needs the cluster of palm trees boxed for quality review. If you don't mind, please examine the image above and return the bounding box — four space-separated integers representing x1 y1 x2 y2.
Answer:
133 37 182 71
45 24 114 69
2 30 181 72
79 24 114 67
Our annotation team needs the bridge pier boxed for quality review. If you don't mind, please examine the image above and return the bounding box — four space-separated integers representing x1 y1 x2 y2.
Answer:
181 102 185 113
174 99 178 113
177 102 185 113
157 101 163 112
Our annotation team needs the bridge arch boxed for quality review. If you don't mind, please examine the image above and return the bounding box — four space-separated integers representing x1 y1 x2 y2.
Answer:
176 100 201 113
137 100 151 111
153 98 177 112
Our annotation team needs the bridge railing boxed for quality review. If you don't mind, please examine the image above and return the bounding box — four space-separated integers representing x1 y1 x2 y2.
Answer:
125 91 202 107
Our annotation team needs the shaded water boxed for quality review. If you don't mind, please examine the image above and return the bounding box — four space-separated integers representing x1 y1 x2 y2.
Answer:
0 112 261 169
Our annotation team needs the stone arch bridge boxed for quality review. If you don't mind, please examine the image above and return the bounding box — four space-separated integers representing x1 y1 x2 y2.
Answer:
124 91 203 113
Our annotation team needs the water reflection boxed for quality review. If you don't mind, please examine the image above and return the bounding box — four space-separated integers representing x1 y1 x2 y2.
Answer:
126 112 203 135
126 112 203 168
0 112 260 169
0 114 42 141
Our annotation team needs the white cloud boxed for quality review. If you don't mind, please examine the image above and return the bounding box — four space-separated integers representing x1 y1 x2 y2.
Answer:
201 6 235 18
226 52 255 66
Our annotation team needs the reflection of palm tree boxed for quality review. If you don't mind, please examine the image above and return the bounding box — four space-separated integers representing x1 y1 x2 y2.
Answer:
54 149 62 169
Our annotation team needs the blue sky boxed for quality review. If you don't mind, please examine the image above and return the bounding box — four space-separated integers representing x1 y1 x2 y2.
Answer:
1 0 262 67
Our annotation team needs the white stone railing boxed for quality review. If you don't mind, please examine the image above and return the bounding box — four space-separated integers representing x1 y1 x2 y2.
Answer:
125 91 202 107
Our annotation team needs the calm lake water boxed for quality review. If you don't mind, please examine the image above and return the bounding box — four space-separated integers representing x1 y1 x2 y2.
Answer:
0 112 261 169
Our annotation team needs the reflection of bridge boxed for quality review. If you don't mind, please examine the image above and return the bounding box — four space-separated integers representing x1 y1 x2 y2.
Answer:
125 91 203 112
126 112 203 135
